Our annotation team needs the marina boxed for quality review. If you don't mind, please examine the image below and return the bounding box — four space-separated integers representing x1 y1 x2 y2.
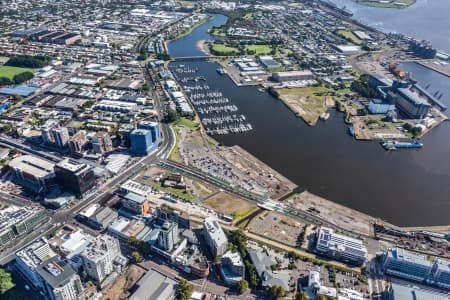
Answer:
172 65 253 135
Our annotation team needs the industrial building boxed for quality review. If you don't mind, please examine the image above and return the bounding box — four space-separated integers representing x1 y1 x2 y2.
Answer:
81 234 124 283
272 70 314 83
54 158 96 197
383 248 450 290
77 204 118 230
9 155 57 193
315 227 367 265
203 217 227 257
121 193 149 215
259 55 281 69
120 180 152 198
129 268 177 300
369 75 435 119
220 251 245 286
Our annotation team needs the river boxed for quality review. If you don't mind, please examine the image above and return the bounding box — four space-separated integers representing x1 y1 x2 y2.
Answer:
168 14 450 227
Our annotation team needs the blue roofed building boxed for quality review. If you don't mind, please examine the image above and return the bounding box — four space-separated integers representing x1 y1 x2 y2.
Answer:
0 85 40 97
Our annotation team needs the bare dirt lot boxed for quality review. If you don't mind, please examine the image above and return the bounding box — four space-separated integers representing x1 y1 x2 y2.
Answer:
204 191 256 220
101 265 146 300
247 211 305 247
286 191 374 237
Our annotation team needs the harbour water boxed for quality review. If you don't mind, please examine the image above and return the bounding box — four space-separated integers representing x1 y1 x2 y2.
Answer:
330 0 450 54
168 14 450 226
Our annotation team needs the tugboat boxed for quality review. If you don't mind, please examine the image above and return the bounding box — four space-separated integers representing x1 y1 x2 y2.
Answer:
216 67 226 75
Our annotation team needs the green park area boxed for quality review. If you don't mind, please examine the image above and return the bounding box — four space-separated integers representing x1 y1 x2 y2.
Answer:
0 66 36 80
210 43 240 56
245 44 273 55
336 30 362 45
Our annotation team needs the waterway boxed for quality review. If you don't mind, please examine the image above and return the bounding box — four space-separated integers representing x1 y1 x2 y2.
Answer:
330 0 450 54
168 14 450 226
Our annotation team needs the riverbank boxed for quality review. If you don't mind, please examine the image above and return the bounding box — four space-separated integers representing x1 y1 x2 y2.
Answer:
170 15 211 42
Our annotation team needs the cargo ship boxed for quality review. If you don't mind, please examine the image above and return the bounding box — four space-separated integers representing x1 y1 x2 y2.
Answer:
381 140 423 151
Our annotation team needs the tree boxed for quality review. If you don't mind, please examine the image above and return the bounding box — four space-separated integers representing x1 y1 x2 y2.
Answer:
237 279 249 294
177 278 194 300
267 285 285 299
131 251 143 263
13 71 34 84
295 291 310 300
317 295 328 300
0 268 15 294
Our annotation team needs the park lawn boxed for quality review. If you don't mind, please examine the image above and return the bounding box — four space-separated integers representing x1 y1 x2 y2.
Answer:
245 44 273 55
0 66 36 79
168 126 183 163
336 30 362 45
210 43 239 55
172 117 200 130
243 13 254 20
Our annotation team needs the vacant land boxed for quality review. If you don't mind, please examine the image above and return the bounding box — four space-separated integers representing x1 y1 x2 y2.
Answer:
248 211 305 247
336 30 362 45
273 86 333 125
205 191 256 219
354 0 415 8
101 265 146 300
0 66 35 79
245 44 273 55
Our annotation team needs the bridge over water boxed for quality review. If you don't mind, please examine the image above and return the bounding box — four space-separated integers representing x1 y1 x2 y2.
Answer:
172 55 235 61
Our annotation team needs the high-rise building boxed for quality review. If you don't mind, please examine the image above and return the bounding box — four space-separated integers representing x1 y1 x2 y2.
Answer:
68 131 87 155
54 158 96 196
157 221 178 251
220 251 245 286
41 120 69 149
204 217 227 257
36 257 84 300
315 227 367 265
138 121 161 146
92 131 113 154
130 129 153 156
16 237 57 288
81 234 121 283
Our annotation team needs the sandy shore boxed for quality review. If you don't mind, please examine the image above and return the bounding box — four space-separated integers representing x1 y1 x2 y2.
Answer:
196 39 210 55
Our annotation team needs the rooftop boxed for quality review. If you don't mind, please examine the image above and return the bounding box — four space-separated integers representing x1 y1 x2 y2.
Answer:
204 217 227 246
35 257 78 289
130 268 177 300
9 155 56 178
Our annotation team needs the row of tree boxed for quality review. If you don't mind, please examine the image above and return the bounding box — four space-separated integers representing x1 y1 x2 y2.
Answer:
5 55 50 68
0 71 34 86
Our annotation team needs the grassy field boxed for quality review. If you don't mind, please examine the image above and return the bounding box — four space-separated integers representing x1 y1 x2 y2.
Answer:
275 86 333 125
151 181 195 201
243 13 254 20
245 44 273 55
172 117 200 130
210 43 239 55
336 30 362 45
0 66 36 79
208 27 226 36
355 0 415 8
